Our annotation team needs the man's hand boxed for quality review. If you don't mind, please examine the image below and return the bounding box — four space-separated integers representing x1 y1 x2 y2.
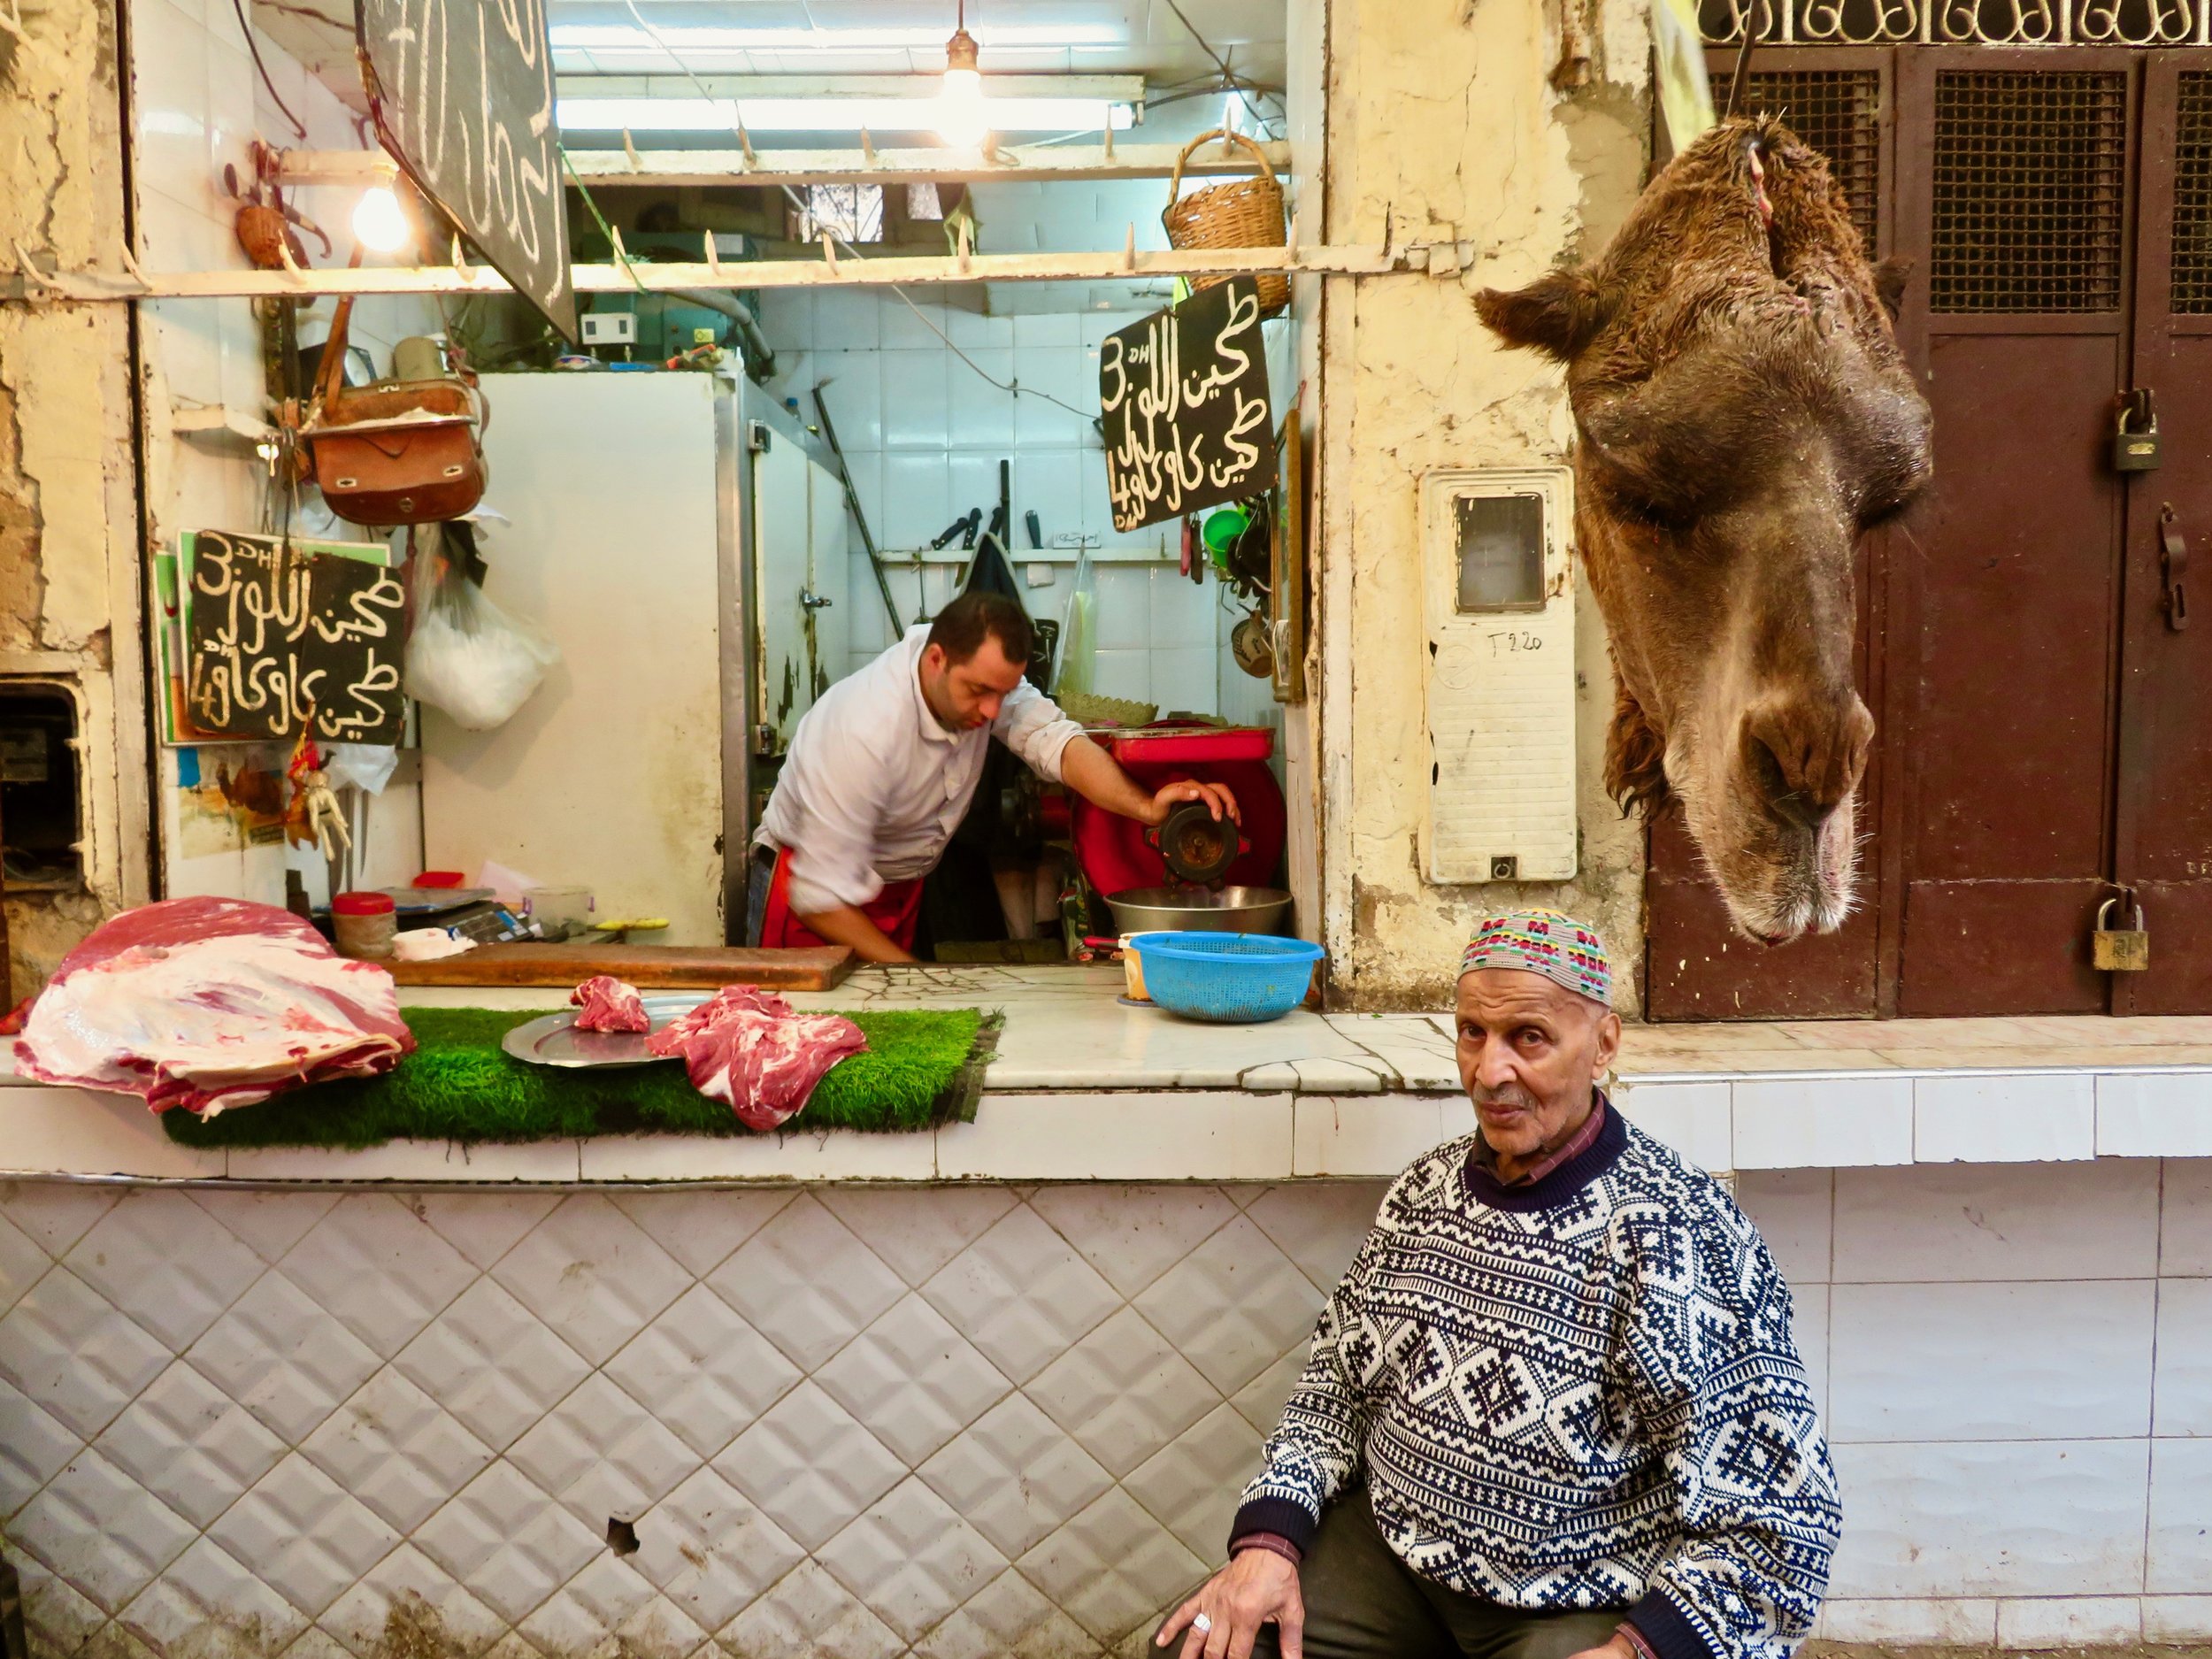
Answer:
1146 777 1240 829
1154 1548 1302 1659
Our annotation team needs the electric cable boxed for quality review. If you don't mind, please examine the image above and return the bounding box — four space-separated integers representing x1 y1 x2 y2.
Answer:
230 0 307 139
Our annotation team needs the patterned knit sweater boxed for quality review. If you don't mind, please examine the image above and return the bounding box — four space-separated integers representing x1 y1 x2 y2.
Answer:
1232 1105 1839 1659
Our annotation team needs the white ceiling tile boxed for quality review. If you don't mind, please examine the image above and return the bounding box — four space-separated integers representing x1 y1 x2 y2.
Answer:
300 1366 496 1535
601 1283 801 1459
490 1195 692 1366
94 1358 288 1529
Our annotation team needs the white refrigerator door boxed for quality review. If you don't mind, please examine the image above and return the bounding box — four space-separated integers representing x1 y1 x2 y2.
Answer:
421 372 729 944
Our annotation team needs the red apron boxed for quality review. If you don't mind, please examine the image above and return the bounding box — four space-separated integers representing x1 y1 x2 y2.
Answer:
758 846 926 954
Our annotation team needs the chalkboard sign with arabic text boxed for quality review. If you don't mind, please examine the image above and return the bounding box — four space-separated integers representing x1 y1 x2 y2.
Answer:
1100 277 1273 533
357 0 578 342
182 532 410 745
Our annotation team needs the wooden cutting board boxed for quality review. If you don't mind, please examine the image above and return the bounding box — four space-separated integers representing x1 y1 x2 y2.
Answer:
387 943 855 990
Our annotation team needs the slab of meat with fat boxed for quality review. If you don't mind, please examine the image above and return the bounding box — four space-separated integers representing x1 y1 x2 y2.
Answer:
571 974 649 1033
645 984 866 1131
14 896 414 1117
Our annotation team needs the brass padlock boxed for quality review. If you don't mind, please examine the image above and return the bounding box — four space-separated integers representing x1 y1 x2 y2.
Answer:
2114 391 2162 472
2093 895 2150 972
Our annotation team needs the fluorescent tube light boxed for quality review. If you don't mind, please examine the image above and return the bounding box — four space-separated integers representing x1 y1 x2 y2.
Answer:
556 96 1136 134
549 24 1127 51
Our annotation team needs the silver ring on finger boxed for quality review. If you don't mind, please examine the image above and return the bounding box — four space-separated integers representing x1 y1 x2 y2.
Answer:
1192 1614 1213 1635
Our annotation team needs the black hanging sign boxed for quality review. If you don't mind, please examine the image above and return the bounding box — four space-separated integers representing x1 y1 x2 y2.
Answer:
356 0 578 343
182 532 410 745
1099 276 1273 533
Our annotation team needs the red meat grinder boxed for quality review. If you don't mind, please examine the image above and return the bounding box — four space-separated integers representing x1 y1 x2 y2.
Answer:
1063 723 1290 934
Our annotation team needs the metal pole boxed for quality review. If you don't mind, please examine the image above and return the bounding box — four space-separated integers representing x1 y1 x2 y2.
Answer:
810 387 907 640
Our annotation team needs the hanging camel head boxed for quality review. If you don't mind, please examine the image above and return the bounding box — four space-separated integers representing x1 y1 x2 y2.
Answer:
1475 116 1932 943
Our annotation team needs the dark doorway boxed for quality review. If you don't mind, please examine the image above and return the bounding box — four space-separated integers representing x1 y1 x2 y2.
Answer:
1647 47 2212 1018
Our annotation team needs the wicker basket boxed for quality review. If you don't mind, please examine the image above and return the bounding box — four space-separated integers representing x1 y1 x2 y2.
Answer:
1162 128 1288 319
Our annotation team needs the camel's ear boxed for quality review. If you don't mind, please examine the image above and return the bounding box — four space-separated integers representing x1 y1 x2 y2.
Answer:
1872 255 1913 321
1474 269 1612 362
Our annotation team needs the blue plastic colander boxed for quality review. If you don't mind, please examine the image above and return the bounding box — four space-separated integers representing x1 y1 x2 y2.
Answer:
1132 932 1326 1024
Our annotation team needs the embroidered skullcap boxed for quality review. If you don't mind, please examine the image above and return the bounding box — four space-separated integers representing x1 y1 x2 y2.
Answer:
1457 909 1613 1007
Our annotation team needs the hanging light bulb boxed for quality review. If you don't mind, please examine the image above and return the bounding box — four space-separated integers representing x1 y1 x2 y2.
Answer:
352 185 413 254
936 4 986 149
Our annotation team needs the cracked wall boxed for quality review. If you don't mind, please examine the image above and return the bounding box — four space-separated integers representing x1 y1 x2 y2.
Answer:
0 0 153 993
1317 0 1652 1011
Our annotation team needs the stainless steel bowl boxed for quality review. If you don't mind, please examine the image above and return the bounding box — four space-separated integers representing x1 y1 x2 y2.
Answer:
1104 885 1294 935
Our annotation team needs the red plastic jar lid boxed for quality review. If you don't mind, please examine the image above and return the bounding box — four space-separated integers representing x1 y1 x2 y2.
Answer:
412 871 466 888
332 891 396 916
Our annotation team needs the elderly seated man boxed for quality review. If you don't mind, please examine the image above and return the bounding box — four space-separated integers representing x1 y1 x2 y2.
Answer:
1158 910 1838 1659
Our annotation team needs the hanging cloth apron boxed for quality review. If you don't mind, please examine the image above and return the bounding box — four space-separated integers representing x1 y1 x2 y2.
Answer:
756 845 926 954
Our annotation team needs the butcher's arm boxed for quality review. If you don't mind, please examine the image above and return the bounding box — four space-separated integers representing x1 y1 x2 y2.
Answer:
789 902 916 965
1058 733 1240 828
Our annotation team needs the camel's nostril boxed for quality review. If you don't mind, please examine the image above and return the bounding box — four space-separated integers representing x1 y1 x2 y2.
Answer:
1742 696 1873 828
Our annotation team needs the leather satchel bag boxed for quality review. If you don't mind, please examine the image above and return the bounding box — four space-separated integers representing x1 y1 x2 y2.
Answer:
301 295 486 526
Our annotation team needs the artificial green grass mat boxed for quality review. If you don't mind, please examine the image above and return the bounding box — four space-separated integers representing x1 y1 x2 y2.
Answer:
161 1006 995 1150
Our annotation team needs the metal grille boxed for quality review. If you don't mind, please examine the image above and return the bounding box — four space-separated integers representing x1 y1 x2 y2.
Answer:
2176 73 2212 311
1700 0 2204 40
1930 71 2126 312
1709 68 1884 249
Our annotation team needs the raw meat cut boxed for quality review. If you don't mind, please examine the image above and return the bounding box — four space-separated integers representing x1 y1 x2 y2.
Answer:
14 896 415 1117
645 984 865 1131
571 975 649 1033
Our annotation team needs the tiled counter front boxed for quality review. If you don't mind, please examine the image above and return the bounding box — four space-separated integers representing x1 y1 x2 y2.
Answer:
5 1165 2211 1659
0 1181 1383 1659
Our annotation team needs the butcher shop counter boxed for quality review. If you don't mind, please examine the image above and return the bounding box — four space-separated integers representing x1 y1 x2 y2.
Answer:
4 962 2212 1185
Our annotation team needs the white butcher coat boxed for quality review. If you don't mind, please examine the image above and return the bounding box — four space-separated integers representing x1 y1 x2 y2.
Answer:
752 625 1082 917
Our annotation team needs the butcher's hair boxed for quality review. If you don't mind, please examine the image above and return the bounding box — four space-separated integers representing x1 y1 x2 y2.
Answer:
927 590 1033 667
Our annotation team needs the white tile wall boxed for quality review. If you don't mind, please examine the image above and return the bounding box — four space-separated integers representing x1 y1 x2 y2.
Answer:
757 288 1288 733
9 1165 2212 1653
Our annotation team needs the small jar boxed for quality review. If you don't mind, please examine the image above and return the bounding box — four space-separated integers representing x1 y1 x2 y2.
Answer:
331 891 398 960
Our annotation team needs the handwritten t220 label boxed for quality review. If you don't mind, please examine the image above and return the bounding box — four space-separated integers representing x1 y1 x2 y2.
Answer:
1099 277 1273 533
183 531 409 744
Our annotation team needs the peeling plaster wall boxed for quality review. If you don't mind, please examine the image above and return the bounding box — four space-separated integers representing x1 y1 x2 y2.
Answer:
0 0 153 993
1318 0 1652 1011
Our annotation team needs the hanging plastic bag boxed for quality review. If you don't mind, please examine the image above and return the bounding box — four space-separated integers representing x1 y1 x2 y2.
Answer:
1055 549 1098 699
404 521 559 731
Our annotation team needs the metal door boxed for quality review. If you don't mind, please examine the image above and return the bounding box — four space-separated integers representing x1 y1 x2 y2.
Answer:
805 455 851 709
2116 56 2212 1010
752 420 815 749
